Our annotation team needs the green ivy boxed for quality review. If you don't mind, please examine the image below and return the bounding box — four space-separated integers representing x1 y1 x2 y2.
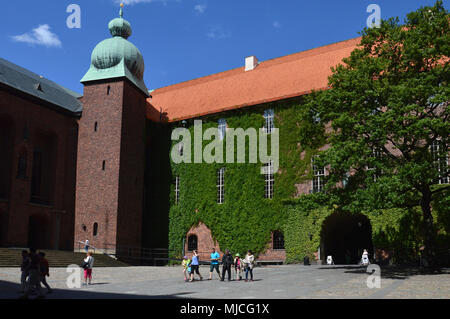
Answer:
168 99 320 258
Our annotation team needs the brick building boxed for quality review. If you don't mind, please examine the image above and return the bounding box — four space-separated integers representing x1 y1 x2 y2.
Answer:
2 8 445 263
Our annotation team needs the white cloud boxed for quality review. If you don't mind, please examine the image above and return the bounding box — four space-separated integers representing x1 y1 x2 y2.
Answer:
207 26 231 40
194 4 207 14
273 21 281 28
11 25 62 48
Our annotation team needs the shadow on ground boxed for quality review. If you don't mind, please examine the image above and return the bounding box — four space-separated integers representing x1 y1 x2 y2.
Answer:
317 265 450 280
0 280 195 299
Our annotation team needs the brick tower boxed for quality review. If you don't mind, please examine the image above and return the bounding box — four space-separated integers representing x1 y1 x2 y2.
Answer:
75 5 149 256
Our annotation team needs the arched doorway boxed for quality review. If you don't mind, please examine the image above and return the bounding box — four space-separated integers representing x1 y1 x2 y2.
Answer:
320 212 373 264
27 215 50 249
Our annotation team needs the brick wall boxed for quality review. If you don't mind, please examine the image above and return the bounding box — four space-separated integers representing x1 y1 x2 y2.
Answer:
0 87 78 250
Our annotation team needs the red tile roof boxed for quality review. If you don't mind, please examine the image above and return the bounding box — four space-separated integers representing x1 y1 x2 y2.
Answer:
146 37 361 122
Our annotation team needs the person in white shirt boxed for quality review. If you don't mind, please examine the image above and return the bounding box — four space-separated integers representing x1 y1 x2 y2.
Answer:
83 252 94 285
84 240 90 253
361 249 370 266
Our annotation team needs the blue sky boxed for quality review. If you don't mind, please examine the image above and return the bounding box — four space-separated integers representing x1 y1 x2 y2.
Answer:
2 0 446 94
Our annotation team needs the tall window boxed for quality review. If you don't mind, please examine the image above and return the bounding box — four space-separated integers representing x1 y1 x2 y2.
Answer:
17 153 27 179
431 140 449 184
217 168 225 204
273 231 285 250
218 118 227 140
263 161 274 199
187 235 198 251
263 109 274 134
175 176 180 204
312 156 326 193
93 223 98 237
367 148 382 182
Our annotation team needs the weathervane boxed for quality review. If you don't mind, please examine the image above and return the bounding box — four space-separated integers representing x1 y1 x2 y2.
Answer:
120 3 124 18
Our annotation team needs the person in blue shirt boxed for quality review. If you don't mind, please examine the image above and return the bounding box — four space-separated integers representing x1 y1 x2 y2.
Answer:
208 248 222 280
189 250 203 282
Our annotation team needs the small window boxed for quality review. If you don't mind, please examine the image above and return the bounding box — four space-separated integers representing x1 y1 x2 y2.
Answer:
263 109 274 134
107 86 111 95
187 235 198 251
93 223 98 237
273 231 285 250
94 122 98 132
102 161 106 171
217 168 225 204
311 156 326 193
82 224 87 232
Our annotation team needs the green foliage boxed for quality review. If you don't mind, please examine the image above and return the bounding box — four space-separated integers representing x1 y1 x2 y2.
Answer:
168 100 320 258
296 2 449 266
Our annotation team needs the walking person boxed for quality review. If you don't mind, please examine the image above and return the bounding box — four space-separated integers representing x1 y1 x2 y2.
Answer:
361 249 370 266
221 249 233 282
234 253 243 281
38 252 52 293
84 239 90 253
208 248 221 280
20 248 44 299
182 256 191 282
189 250 203 282
244 250 255 282
82 252 94 285
18 250 30 293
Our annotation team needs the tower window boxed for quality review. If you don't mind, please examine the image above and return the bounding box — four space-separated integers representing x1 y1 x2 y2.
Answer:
93 223 98 237
17 153 27 179
102 161 106 171
94 122 98 132
107 86 111 95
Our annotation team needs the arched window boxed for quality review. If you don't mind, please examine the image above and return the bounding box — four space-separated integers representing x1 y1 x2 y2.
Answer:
187 235 198 251
273 231 285 250
17 151 27 179
93 223 98 237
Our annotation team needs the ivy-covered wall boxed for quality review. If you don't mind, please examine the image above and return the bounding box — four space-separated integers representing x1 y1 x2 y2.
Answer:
167 98 321 258
160 97 449 264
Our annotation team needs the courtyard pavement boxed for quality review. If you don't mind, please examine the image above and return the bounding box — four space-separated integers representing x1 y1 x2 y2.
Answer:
0 265 449 299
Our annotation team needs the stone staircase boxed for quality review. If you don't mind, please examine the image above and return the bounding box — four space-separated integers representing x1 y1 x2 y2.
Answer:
0 248 129 268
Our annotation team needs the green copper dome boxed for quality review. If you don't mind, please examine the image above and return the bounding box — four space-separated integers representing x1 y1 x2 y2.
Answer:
81 5 149 96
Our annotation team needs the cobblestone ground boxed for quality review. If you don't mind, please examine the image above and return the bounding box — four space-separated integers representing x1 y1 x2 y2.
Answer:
0 265 449 299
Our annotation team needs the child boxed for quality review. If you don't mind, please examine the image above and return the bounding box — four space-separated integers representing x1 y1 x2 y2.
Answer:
182 256 191 282
243 250 255 282
234 253 242 281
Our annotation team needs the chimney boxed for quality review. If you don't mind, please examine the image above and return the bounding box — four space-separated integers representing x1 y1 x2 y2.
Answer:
245 56 258 71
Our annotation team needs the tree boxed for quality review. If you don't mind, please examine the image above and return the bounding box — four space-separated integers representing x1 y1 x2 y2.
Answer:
299 1 449 269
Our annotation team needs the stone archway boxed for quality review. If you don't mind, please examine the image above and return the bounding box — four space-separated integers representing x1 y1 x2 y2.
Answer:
320 212 373 264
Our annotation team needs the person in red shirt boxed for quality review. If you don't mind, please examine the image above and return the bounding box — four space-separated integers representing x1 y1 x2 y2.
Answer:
38 252 52 293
